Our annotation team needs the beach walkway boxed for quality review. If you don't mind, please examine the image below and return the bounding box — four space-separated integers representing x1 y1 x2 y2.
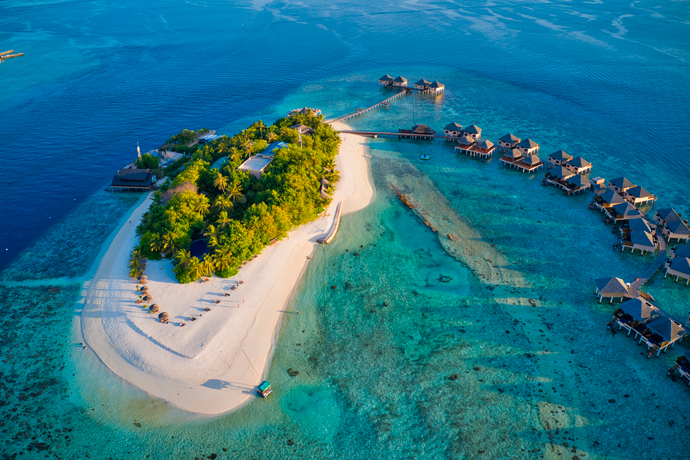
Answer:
630 229 668 293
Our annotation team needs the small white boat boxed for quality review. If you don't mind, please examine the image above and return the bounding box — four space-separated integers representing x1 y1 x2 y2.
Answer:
420 154 430 160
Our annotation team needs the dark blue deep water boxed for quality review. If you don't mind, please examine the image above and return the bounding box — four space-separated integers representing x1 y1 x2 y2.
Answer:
1 1 689 459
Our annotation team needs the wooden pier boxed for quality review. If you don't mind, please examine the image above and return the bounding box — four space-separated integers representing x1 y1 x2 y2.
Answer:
0 50 23 62
337 130 445 140
630 230 668 292
328 91 408 124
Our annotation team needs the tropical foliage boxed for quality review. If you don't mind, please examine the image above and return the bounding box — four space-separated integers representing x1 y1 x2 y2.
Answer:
132 113 340 283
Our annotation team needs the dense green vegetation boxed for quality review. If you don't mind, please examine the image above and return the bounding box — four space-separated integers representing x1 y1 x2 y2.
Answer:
130 113 340 283
135 153 159 169
160 128 211 153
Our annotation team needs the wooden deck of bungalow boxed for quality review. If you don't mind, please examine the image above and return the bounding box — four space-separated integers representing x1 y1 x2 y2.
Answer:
543 177 590 195
498 156 544 173
455 144 495 158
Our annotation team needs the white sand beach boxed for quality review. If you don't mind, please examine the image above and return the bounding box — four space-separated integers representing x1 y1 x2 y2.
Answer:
80 121 374 415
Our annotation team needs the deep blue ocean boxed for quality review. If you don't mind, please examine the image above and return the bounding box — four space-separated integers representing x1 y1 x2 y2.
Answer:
1 0 690 458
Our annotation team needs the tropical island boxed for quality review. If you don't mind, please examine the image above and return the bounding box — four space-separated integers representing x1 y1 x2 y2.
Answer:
130 112 341 284
80 114 374 415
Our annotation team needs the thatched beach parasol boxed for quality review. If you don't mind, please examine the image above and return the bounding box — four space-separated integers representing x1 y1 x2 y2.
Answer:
149 304 160 314
140 285 149 293
158 312 170 323
143 295 153 303
138 275 147 281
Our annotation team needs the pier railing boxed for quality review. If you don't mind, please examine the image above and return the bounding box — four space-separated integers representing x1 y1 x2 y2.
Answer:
327 91 408 124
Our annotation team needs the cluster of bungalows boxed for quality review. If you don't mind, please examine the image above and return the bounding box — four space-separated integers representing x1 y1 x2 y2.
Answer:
654 208 690 243
448 123 497 158
540 150 593 194
608 177 657 206
619 217 658 254
378 75 445 94
593 188 644 223
609 297 687 357
665 244 690 285
492 135 544 173
287 107 322 117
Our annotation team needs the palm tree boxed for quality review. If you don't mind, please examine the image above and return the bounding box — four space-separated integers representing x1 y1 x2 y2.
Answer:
213 171 228 193
201 254 215 277
227 183 244 204
213 246 233 272
229 147 241 164
161 232 177 257
196 200 210 218
213 195 233 212
204 225 222 248
266 132 278 143
149 233 164 255
188 257 203 281
256 120 266 139
175 249 191 269
217 210 231 229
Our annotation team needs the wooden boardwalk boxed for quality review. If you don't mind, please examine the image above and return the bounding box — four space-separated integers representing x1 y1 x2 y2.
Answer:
630 229 668 292
327 91 408 124
337 130 445 140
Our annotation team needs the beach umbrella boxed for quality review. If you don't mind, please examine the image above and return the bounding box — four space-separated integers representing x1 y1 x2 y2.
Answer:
158 312 170 323
138 275 147 281
140 285 149 292
143 295 153 303
150 304 160 313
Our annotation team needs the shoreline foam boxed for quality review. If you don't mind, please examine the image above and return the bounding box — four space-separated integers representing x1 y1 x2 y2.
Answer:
79 122 374 416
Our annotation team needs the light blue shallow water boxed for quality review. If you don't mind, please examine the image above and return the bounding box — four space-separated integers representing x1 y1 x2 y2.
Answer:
1 0 689 458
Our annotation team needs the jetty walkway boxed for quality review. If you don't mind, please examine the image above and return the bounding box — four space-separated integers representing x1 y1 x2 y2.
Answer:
328 91 408 124
337 130 445 140
630 229 668 293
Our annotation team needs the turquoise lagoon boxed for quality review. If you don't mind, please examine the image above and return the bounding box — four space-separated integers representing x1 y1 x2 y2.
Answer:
1 0 690 458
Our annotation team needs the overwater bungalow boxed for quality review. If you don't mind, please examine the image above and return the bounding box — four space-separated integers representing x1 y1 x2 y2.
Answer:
608 201 644 223
454 134 476 152
463 125 482 140
497 133 520 151
612 297 661 336
654 208 682 226
378 75 394 85
671 244 690 260
563 174 591 194
444 122 463 138
110 168 156 191
620 229 657 254
415 79 431 90
409 124 435 139
636 316 687 357
595 277 632 303
429 81 445 94
608 177 635 194
392 76 408 87
596 189 626 209
625 185 656 205
544 165 574 181
668 350 690 385
500 151 543 173
662 219 690 243
665 257 690 285
627 218 655 233
466 140 496 158
564 156 592 174
548 150 573 166
517 138 539 156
